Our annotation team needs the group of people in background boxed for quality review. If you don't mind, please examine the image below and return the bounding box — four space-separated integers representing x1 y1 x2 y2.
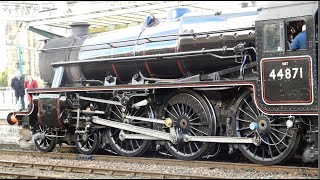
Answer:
11 71 38 111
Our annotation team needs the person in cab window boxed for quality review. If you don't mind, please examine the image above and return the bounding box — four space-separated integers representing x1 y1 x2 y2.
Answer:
290 24 306 51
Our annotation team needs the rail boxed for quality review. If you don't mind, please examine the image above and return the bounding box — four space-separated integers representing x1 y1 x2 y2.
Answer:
0 149 316 176
0 160 221 179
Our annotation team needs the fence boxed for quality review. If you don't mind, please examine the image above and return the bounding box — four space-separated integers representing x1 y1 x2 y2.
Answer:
0 87 15 110
0 87 16 120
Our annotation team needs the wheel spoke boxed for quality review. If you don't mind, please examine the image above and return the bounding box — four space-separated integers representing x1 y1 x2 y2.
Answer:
253 146 258 156
189 129 197 136
244 131 254 137
190 126 208 136
135 140 140 148
111 129 120 137
189 116 199 122
132 108 141 117
88 142 93 149
237 127 250 131
239 108 256 120
190 122 204 126
110 109 122 119
130 140 135 151
268 134 281 154
188 142 193 154
237 118 253 123
270 131 288 147
268 144 274 159
189 111 196 119
176 104 182 115
171 106 180 117
270 124 287 127
165 108 178 119
244 99 258 117
187 107 192 117
271 128 292 138
181 104 185 115
193 142 200 151
115 105 123 116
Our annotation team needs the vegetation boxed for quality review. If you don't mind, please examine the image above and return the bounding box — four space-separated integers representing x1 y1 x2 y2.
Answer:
0 68 8 87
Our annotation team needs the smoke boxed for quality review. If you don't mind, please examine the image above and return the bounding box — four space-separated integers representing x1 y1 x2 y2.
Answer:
0 125 21 143
0 125 35 149
302 145 316 163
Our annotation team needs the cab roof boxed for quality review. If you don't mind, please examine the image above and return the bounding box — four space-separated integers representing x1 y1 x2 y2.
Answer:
256 1 317 21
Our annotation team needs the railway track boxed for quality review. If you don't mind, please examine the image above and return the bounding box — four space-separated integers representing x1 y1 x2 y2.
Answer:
0 149 316 177
0 171 65 179
0 160 221 179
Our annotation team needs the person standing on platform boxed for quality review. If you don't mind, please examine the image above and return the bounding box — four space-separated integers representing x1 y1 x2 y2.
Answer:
24 75 38 110
11 71 25 111
24 74 38 89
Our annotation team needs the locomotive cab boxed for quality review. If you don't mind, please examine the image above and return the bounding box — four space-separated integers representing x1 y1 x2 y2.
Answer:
254 1 318 114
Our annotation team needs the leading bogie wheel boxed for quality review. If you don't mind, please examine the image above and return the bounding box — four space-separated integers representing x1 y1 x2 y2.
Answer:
34 125 57 152
75 128 101 155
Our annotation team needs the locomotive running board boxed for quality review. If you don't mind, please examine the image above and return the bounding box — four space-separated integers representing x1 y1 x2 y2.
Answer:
92 116 256 144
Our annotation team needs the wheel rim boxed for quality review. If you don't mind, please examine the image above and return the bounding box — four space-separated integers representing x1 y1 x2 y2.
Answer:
162 92 215 160
235 92 300 165
106 97 153 157
76 129 100 155
34 125 56 152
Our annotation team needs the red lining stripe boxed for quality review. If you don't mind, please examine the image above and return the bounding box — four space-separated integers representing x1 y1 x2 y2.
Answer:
57 97 61 128
175 47 187 77
38 98 41 125
112 64 122 82
144 62 154 78
177 60 187 77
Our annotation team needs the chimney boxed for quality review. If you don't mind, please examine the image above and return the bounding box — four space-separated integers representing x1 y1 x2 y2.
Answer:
241 1 249 8
69 22 90 36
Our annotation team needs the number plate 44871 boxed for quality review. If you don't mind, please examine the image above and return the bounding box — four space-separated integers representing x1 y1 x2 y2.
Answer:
260 56 313 105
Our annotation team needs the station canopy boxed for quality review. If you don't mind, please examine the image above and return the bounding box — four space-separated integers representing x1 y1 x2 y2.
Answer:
1 1 269 37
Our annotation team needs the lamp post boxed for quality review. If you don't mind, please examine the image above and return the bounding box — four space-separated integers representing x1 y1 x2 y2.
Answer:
18 44 22 76
318 1 320 178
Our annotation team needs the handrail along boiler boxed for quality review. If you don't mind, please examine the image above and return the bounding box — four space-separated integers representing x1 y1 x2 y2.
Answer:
7 1 319 165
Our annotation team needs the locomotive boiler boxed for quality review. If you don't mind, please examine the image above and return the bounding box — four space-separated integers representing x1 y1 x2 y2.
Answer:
39 7 257 86
8 1 319 166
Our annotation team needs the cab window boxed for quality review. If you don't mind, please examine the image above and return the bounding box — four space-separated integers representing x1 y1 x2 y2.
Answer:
263 23 285 52
286 20 306 51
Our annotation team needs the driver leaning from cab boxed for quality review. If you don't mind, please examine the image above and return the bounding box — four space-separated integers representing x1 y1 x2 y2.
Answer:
290 24 306 51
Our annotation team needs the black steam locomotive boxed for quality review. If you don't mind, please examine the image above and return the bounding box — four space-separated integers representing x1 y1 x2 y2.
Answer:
7 1 319 165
